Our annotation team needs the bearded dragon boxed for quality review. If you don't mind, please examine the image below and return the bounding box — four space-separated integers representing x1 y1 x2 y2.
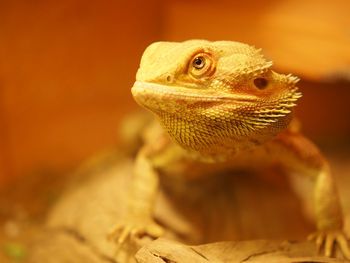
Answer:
110 40 350 259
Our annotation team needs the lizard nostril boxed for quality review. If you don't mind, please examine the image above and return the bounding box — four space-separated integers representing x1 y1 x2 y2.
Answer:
166 75 173 82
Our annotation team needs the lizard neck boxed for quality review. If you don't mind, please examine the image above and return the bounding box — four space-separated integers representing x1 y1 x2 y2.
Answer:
156 112 286 162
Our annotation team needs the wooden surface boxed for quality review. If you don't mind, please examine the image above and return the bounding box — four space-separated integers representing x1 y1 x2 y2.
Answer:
25 153 350 262
136 238 344 263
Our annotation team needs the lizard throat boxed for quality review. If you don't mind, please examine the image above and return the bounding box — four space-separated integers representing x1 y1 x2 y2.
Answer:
131 81 301 157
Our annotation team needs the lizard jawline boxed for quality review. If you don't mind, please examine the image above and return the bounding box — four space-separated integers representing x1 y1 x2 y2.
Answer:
131 81 258 109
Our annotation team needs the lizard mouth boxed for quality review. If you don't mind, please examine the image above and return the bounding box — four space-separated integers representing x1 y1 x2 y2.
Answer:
132 81 257 105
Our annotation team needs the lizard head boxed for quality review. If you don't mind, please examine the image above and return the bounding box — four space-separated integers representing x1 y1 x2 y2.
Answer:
132 40 301 157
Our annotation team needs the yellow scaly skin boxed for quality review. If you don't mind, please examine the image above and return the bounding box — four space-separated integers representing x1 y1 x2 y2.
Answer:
109 40 349 259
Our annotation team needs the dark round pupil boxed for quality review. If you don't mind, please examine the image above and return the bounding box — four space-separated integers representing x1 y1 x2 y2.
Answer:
254 78 268 89
194 58 202 65
193 57 205 68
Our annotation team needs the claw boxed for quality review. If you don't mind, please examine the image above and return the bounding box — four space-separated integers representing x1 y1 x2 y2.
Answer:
315 232 325 252
307 232 317 241
107 219 165 256
107 224 122 242
146 222 164 238
336 234 350 259
324 233 335 257
118 226 132 245
308 230 350 259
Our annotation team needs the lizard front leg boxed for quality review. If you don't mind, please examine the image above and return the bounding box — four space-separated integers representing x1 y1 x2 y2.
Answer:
108 145 164 249
270 131 350 259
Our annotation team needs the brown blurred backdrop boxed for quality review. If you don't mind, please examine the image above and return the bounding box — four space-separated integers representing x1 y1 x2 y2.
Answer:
0 0 349 185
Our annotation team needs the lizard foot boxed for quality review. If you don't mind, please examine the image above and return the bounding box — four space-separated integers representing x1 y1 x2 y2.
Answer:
107 218 164 252
308 230 350 259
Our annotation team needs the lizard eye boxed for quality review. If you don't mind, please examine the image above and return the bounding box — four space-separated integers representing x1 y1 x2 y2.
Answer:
189 53 215 78
254 77 268 89
192 56 205 69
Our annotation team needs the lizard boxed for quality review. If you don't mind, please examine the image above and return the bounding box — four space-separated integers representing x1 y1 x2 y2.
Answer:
109 40 350 259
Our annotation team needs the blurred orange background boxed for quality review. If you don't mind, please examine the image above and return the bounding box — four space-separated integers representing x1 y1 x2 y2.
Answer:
0 0 349 185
